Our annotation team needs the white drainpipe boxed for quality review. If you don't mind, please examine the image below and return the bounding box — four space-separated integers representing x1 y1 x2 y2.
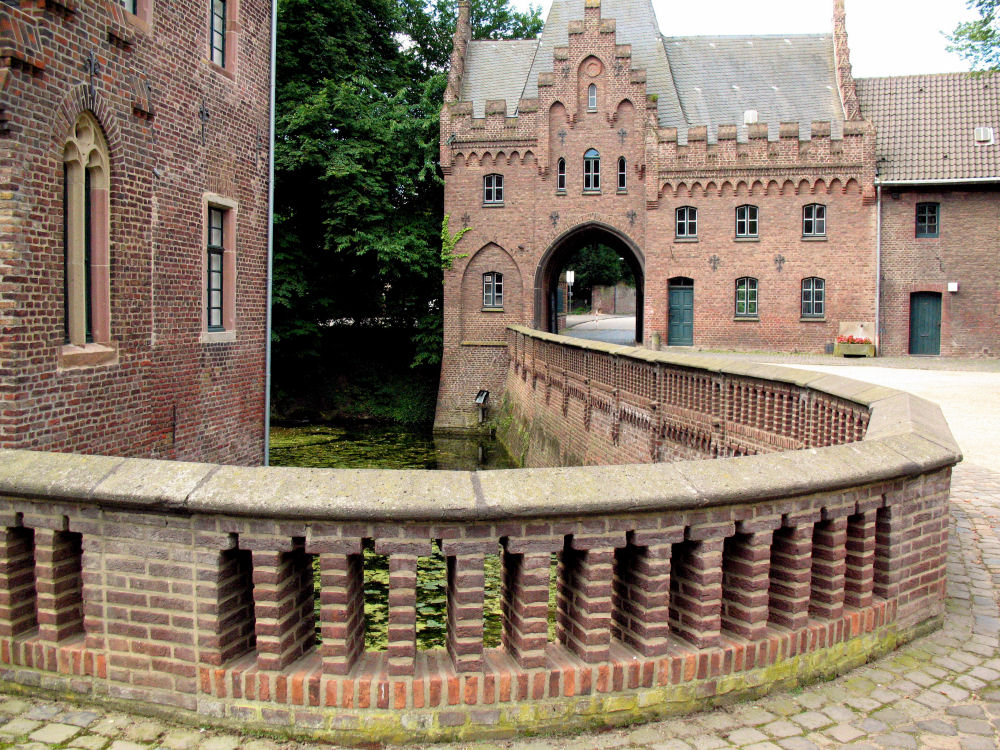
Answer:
875 183 882 356
263 0 277 465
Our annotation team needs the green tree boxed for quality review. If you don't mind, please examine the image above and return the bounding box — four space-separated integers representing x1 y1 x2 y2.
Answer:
948 0 1000 70
272 0 542 377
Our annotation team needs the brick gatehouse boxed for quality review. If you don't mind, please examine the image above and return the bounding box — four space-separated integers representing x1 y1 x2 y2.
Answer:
0 0 273 463
435 0 999 430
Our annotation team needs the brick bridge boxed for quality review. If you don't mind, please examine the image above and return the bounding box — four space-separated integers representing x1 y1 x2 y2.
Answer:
0 329 960 744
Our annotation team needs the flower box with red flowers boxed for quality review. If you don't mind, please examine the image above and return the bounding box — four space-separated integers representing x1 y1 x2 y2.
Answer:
834 335 875 357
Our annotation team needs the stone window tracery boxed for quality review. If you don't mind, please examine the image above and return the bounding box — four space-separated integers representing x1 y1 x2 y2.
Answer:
62 113 111 353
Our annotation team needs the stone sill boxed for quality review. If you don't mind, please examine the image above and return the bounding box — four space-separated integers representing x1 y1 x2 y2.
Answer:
673 237 698 243
482 202 504 208
59 342 118 370
200 329 237 344
734 236 759 242
801 235 827 242
800 317 827 322
733 316 759 322
480 307 504 313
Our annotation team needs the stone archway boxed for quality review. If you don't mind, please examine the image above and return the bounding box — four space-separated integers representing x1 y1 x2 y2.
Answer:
533 222 645 343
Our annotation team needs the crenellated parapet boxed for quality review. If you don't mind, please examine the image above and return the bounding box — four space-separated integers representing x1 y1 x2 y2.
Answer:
651 119 876 205
441 0 653 178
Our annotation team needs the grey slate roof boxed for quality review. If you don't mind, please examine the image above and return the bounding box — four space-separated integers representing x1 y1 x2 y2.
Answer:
520 0 685 129
662 34 844 139
456 0 845 136
857 73 1000 184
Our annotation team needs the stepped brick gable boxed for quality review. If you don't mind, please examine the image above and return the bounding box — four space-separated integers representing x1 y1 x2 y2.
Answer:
0 0 272 463
435 0 999 431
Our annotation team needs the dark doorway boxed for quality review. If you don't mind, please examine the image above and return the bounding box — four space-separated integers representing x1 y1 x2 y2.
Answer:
535 223 644 345
668 277 694 346
909 292 942 355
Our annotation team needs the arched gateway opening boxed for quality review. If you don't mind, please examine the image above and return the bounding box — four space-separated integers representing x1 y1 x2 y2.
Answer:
534 223 644 344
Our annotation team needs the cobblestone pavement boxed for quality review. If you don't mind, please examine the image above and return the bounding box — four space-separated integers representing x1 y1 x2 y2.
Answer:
0 366 998 749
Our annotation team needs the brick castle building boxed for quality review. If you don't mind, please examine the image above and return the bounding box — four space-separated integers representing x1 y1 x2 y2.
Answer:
0 0 273 463
435 0 999 430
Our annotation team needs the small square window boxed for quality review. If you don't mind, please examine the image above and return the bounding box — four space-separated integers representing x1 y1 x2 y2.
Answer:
121 0 138 13
736 205 758 238
483 271 503 308
483 174 503 204
916 202 939 238
803 204 826 237
735 277 758 317
676 206 697 238
801 277 825 318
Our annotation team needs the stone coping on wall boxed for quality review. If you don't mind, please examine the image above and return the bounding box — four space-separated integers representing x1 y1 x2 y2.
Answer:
0 345 959 524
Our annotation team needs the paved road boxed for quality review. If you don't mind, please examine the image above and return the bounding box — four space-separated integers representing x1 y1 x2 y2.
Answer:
1 363 998 749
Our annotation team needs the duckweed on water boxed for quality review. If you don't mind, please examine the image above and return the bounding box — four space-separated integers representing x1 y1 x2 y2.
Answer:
272 423 512 650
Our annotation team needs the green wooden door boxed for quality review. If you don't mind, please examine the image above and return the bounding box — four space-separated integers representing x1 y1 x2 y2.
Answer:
668 281 694 346
909 292 941 355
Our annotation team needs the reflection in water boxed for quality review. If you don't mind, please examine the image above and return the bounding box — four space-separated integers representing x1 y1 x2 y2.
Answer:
269 423 513 650
268 424 516 471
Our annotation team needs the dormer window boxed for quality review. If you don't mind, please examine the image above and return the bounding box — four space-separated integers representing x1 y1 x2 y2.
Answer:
974 126 995 145
587 84 597 111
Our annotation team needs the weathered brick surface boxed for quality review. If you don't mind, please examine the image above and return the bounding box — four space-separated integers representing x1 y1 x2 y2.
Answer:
0 0 271 464
435 1 879 430
879 188 1000 357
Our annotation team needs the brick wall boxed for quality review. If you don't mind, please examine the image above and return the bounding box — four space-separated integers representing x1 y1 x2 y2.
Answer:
0 0 271 464
879 187 1000 357
498 327 869 468
0 421 956 742
434 1 878 430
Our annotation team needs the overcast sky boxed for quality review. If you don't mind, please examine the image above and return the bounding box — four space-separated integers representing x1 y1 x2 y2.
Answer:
509 0 979 77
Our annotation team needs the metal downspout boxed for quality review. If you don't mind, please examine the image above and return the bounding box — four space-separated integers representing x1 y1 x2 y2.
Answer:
875 183 882 356
263 0 278 465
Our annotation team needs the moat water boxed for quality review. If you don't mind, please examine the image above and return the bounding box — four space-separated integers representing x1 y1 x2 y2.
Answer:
268 424 523 651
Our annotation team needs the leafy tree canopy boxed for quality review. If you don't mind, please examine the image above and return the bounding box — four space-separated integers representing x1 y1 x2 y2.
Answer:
272 0 542 371
948 0 1000 70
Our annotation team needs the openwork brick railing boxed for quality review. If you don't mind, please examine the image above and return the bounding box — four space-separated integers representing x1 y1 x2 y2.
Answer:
503 325 871 466
0 337 960 744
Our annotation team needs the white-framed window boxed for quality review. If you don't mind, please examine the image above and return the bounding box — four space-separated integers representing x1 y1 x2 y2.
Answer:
801 277 825 317
483 173 504 204
675 206 697 238
735 204 758 238
617 157 626 191
483 271 503 308
735 277 758 317
210 0 227 67
587 84 597 111
583 149 600 191
556 158 566 192
802 203 826 237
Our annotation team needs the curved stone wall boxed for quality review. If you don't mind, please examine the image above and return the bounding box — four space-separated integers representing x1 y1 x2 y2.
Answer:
0 339 960 744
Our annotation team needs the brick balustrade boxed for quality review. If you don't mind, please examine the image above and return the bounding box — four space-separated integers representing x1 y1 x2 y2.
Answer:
0 346 960 743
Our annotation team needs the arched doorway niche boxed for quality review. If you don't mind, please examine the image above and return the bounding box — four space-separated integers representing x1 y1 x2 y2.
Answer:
533 222 644 344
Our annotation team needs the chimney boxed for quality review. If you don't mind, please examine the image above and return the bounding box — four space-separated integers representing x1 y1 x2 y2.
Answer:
445 1 473 102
